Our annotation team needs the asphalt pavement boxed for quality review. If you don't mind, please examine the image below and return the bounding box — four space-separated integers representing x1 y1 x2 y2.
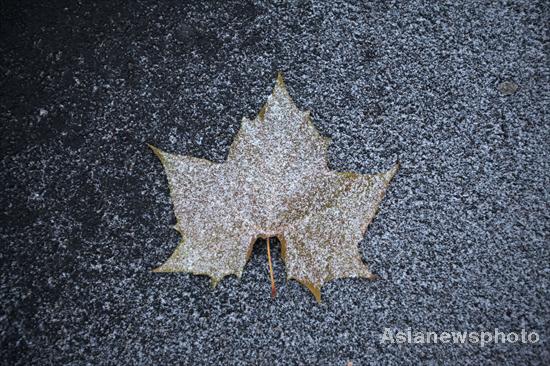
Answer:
1 1 548 364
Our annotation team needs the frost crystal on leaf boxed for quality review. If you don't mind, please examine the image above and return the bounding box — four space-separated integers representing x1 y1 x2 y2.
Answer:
150 73 398 302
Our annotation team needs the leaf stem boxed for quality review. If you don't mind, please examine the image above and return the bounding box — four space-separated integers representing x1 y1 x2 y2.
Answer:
267 238 276 298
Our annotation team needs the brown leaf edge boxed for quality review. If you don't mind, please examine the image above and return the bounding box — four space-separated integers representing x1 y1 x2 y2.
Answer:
147 72 400 303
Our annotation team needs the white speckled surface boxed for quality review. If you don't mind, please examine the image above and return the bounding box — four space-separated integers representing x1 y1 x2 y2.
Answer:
0 0 548 364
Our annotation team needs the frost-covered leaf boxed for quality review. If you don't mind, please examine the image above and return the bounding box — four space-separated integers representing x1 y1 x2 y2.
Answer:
150 73 398 302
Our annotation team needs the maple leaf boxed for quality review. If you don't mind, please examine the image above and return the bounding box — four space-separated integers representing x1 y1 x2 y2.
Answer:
149 73 398 302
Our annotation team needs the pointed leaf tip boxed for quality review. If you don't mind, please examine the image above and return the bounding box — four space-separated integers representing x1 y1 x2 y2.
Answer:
276 71 285 86
272 72 288 96
387 161 400 180
147 143 161 155
147 143 168 164
299 279 322 303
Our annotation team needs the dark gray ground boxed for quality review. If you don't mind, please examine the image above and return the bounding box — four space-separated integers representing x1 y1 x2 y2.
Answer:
1 0 549 365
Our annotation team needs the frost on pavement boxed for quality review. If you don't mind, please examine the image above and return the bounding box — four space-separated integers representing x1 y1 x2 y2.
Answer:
149 73 399 302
